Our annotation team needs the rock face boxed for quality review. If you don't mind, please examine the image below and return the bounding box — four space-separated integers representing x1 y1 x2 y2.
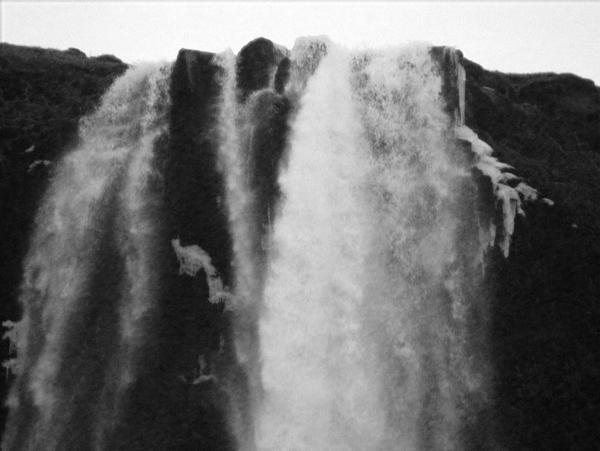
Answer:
0 40 598 450
463 59 600 450
167 49 233 280
236 37 287 101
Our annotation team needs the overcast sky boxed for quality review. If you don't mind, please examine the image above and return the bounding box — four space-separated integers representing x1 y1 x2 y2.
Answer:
2 1 599 84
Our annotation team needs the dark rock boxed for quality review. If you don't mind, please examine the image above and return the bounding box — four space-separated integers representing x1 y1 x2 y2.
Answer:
274 57 291 94
165 48 232 283
247 90 290 232
148 48 234 450
65 47 86 58
236 37 286 101
461 54 600 451
92 54 124 65
430 46 463 118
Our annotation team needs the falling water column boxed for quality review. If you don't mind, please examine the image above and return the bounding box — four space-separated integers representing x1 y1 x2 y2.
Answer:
255 46 386 451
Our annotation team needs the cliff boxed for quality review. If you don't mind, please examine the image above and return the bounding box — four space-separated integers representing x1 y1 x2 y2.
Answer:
462 59 600 449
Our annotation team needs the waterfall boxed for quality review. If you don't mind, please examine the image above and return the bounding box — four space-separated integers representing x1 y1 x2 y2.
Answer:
213 49 263 450
246 43 493 451
256 46 383 451
2 63 171 451
352 45 488 450
1 37 551 451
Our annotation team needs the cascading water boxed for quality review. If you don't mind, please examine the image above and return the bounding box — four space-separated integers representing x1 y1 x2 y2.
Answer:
2 63 171 451
352 45 490 450
256 46 384 451
244 42 493 451
1 36 547 451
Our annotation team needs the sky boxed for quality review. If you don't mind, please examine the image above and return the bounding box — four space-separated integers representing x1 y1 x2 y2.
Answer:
1 1 599 84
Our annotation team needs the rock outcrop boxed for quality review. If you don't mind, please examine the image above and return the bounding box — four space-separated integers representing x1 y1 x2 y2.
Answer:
463 58 600 450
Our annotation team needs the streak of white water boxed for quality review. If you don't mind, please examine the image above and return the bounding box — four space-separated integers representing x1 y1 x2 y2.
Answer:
352 45 469 450
256 46 385 451
217 38 341 451
215 50 255 314
115 62 170 380
94 63 171 450
287 36 331 94
2 63 170 451
213 50 263 451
